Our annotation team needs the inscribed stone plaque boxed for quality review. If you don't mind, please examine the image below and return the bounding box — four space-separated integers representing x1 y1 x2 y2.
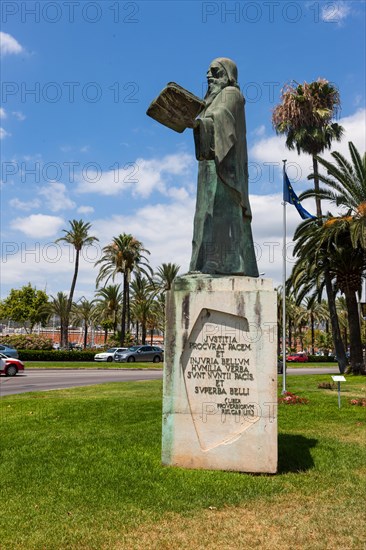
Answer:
181 308 260 451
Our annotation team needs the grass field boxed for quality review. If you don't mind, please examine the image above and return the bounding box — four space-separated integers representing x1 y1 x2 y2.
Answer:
1 375 365 549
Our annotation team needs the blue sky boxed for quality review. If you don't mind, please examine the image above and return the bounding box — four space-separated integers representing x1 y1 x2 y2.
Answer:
1 0 365 300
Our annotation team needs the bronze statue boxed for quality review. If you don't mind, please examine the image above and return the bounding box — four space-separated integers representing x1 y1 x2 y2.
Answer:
190 58 258 276
147 57 258 277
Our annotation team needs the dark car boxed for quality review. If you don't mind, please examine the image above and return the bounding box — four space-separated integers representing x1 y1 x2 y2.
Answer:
115 345 164 363
0 352 25 376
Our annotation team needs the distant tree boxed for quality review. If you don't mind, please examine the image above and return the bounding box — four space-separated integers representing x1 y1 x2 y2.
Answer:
71 299 97 349
95 284 122 336
95 234 151 345
56 219 99 347
40 292 69 348
0 283 49 332
154 262 180 291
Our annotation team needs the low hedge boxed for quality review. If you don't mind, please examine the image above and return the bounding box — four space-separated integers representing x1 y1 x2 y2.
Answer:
19 350 96 362
307 355 336 362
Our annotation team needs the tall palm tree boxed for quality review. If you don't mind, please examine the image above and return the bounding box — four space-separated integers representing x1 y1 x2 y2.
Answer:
56 220 99 347
71 299 97 349
95 284 122 336
272 78 346 370
95 234 151 345
154 263 180 291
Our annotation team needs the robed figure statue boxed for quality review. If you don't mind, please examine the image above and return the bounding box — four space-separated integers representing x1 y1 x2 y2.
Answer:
189 58 259 277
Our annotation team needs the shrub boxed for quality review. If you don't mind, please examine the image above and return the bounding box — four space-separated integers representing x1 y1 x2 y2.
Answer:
278 391 309 405
0 334 53 350
18 350 96 362
349 398 366 407
317 382 336 389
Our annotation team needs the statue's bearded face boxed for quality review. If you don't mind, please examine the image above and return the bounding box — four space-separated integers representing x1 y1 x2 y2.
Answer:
206 62 229 97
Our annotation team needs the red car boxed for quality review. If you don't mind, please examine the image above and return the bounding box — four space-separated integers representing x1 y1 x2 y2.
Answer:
286 353 309 363
0 352 25 376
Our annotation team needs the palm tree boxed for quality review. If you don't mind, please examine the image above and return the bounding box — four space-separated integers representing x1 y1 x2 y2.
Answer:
40 292 69 348
130 275 156 345
272 78 347 369
71 299 97 349
95 234 151 345
292 217 365 373
95 284 122 336
301 141 366 248
154 263 180 291
56 220 99 347
296 298 329 355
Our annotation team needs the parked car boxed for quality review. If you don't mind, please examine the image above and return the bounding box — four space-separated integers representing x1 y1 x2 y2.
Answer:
94 347 127 362
115 345 164 363
0 344 19 359
0 352 25 376
286 353 309 362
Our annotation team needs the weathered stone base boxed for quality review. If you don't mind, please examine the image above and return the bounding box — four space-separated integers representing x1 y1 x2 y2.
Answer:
162 274 277 473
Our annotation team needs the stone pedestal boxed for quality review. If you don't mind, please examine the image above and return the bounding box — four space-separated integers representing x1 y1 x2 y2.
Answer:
162 275 277 473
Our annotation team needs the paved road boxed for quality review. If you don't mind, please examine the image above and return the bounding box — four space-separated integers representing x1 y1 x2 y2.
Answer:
0 368 163 397
0 367 340 397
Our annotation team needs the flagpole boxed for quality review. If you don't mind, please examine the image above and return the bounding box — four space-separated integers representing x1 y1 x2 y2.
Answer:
282 159 287 394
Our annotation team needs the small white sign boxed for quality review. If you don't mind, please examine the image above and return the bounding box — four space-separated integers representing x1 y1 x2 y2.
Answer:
332 375 346 382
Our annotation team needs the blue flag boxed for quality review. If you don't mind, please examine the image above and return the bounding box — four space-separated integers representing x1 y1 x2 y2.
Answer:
283 171 315 220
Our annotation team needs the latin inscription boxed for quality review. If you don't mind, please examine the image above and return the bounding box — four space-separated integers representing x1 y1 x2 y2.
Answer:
184 332 256 419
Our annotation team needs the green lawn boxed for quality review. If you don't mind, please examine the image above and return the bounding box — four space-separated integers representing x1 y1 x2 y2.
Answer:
1 375 365 549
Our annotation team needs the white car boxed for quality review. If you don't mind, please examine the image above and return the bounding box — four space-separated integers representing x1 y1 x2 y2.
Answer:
94 347 127 362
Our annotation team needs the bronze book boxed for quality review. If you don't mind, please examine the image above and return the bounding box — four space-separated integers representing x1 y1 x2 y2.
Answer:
147 82 205 133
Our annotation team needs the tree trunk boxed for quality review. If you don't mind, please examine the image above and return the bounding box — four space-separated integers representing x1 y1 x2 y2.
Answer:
344 289 364 374
136 321 139 344
104 327 108 344
150 329 154 345
312 155 347 373
65 248 80 348
61 322 67 349
142 322 146 345
313 156 323 218
324 267 347 373
84 323 88 349
121 271 128 346
311 313 315 355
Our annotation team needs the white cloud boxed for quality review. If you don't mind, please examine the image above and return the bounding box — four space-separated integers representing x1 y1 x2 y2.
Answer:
38 181 76 212
0 108 6 119
76 152 195 198
0 32 23 56
9 198 41 211
0 127 10 139
80 145 90 153
77 205 95 214
12 111 26 121
10 214 65 238
252 124 266 137
321 1 351 24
